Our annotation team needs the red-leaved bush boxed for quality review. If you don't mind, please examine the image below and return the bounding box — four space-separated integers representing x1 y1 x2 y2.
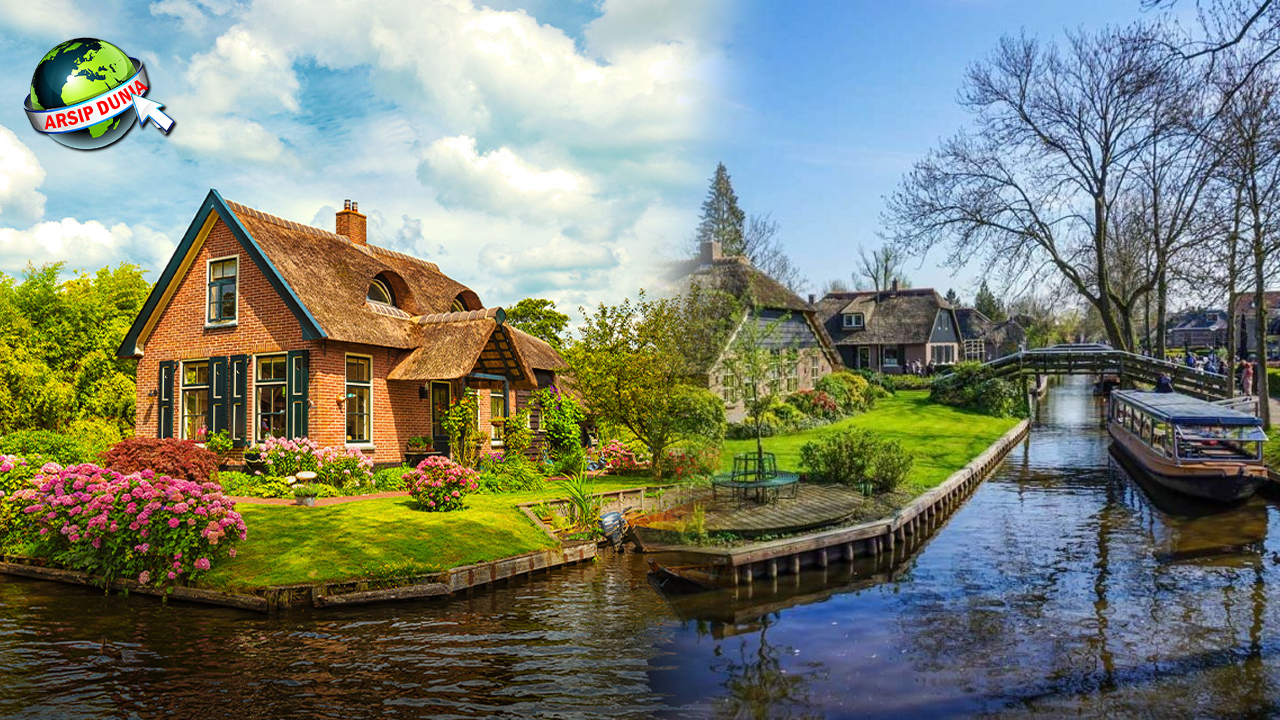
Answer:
100 438 219 484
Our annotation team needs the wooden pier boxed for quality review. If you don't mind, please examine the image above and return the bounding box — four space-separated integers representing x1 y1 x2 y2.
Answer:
648 419 1031 586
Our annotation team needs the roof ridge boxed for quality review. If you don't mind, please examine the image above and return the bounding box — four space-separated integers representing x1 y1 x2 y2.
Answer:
368 243 441 272
223 199 348 242
416 307 503 325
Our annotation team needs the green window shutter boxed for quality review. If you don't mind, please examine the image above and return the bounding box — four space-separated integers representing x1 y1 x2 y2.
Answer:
287 349 310 438
230 355 248 448
209 356 228 437
157 361 175 439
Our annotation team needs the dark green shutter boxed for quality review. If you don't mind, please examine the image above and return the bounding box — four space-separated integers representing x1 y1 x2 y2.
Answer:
157 361 175 439
287 349 310 438
209 356 228 437
230 355 248 447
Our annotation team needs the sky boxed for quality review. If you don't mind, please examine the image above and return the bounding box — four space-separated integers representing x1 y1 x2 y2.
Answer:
0 0 1195 316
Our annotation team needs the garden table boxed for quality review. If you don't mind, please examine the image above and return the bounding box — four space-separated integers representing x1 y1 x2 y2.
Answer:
711 472 800 508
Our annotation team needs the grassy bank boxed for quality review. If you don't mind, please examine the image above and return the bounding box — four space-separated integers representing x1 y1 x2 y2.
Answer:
200 477 651 592
723 390 1020 492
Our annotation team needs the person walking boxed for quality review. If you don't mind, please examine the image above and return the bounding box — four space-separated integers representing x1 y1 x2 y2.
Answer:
1243 358 1255 397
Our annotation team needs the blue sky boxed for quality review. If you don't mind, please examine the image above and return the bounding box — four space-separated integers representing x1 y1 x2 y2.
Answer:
0 0 1190 314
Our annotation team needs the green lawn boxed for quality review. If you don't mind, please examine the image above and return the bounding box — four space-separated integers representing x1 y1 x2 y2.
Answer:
200 477 651 592
723 391 1020 492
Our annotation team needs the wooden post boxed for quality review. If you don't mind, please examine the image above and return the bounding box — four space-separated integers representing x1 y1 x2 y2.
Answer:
768 559 778 579
791 555 801 575
818 548 829 568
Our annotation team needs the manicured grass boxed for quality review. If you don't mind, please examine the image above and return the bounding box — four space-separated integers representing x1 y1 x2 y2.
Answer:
722 390 1020 492
200 477 652 592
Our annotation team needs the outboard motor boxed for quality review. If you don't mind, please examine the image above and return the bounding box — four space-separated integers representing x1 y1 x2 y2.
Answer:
599 511 626 550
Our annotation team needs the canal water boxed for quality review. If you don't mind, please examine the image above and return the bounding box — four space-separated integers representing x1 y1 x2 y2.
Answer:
4 378 1280 718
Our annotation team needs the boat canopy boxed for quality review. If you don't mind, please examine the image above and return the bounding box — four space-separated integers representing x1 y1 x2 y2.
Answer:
1111 390 1263 428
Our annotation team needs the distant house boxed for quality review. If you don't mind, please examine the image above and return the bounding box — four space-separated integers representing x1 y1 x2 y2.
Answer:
1166 309 1227 350
1230 294 1280 359
667 241 839 422
117 190 568 467
955 308 1025 361
814 285 962 374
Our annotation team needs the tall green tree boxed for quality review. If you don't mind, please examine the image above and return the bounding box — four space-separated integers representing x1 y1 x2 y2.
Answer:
566 289 733 482
696 162 746 255
944 288 961 307
973 281 1007 321
504 297 570 349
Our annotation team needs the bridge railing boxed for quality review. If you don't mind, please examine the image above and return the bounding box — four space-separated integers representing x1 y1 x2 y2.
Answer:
982 346 1230 400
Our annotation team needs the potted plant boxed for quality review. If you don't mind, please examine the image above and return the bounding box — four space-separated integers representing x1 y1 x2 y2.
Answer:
293 483 321 507
243 443 265 474
404 436 433 468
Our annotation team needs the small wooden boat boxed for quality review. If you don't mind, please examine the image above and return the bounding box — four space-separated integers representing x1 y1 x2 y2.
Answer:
646 559 727 592
1107 390 1269 503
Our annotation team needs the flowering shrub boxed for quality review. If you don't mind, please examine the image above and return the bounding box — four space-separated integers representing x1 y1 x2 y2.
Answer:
100 438 219 484
599 440 650 473
258 437 374 489
404 456 479 511
533 385 586 458
661 442 723 482
15 463 246 586
786 389 840 420
0 455 39 548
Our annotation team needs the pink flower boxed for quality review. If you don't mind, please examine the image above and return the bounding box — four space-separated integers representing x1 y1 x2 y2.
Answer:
168 518 180 528
194 558 211 571
228 548 237 558
138 571 150 584
167 571 176 580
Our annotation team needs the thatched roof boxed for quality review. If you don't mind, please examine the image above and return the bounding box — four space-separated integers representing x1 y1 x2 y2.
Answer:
817 288 954 346
508 327 568 371
388 320 536 388
225 199 475 349
668 254 810 313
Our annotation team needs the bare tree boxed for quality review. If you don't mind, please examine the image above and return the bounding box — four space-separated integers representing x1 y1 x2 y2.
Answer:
884 25 1184 351
853 245 909 292
821 277 852 295
741 213 807 294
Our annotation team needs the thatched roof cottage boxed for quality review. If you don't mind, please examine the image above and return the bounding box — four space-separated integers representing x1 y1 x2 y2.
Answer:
815 285 962 374
117 190 566 466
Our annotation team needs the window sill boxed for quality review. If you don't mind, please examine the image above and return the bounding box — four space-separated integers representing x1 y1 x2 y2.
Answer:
205 320 238 330
346 443 376 451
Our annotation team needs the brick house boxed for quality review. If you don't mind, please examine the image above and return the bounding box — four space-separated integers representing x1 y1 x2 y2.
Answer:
666 241 840 422
117 190 567 466
814 286 963 374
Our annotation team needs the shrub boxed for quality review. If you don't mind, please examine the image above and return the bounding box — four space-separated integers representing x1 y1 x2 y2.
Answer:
598 439 650 473
373 466 413 492
0 430 93 466
477 455 546 493
0 455 39 548
66 418 127 460
855 369 896 395
661 441 722 482
559 472 602 525
533 385 587 458
313 445 375 489
931 362 1025 418
216 471 291 498
205 430 233 461
885 374 932 391
404 456 479 511
503 406 535 458
727 421 776 440
669 385 727 442
100 438 219 484
815 371 875 414
799 428 914 495
14 463 246 586
786 389 840 420
553 444 586 477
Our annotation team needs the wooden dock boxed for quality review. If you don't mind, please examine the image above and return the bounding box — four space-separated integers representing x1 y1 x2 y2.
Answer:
647 419 1031 586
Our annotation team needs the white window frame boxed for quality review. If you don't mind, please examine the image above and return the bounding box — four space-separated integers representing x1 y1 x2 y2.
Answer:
180 359 209 440
345 353 375 448
843 313 864 329
206 255 240 327
253 352 288 443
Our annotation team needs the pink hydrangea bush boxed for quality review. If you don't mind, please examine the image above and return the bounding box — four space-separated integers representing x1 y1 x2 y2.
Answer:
258 437 375 489
404 456 479 512
599 440 650 474
15 463 247 587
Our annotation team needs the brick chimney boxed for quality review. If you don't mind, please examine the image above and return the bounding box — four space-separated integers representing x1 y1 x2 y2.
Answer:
336 199 367 246
808 293 816 305
890 278 899 294
699 240 722 264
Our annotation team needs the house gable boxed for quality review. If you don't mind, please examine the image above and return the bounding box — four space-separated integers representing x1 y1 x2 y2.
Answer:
929 309 960 344
117 189 326 358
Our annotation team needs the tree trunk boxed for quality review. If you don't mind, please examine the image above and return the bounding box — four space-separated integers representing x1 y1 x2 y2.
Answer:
1252 199 1271 428
1155 269 1168 358
1227 190 1243 398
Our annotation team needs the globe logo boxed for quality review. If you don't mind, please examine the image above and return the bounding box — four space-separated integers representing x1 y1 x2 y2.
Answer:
24 38 174 150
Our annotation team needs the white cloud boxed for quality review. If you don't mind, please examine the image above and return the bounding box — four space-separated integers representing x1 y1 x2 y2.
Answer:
420 135 595 220
0 219 172 274
172 115 287 163
0 1 87 37
0 126 46 225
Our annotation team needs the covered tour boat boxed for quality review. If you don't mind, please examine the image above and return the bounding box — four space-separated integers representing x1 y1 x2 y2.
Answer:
1107 390 1269 503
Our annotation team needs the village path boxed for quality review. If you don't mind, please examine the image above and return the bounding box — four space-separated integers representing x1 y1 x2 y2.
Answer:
228 491 410 506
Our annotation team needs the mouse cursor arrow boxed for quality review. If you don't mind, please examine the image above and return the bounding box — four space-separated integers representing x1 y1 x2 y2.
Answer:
131 95 174 133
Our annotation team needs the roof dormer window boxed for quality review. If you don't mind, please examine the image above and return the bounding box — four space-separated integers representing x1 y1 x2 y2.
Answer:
368 278 394 306
843 313 864 329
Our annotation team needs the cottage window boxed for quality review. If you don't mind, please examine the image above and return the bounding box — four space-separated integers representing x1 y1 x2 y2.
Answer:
451 296 466 312
490 393 506 445
883 347 899 367
181 360 209 440
930 344 956 365
810 353 820 380
207 258 237 323
255 355 287 441
346 356 372 444
843 313 864 329
367 279 393 306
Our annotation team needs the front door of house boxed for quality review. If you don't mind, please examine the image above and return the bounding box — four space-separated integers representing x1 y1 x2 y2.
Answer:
858 346 872 369
431 381 451 454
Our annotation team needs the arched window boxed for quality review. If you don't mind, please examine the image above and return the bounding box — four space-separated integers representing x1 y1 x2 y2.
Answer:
451 296 465 312
368 279 394 306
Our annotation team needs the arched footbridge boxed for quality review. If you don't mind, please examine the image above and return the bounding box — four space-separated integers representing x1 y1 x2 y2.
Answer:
982 344 1231 401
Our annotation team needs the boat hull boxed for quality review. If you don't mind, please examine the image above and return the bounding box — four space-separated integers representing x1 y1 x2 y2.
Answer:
1108 424 1264 503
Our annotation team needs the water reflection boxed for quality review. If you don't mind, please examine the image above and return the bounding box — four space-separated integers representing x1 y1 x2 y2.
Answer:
6 377 1280 717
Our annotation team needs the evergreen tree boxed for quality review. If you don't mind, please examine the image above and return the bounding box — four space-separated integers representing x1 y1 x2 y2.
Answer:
944 288 961 307
973 281 1007 321
696 163 746 255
